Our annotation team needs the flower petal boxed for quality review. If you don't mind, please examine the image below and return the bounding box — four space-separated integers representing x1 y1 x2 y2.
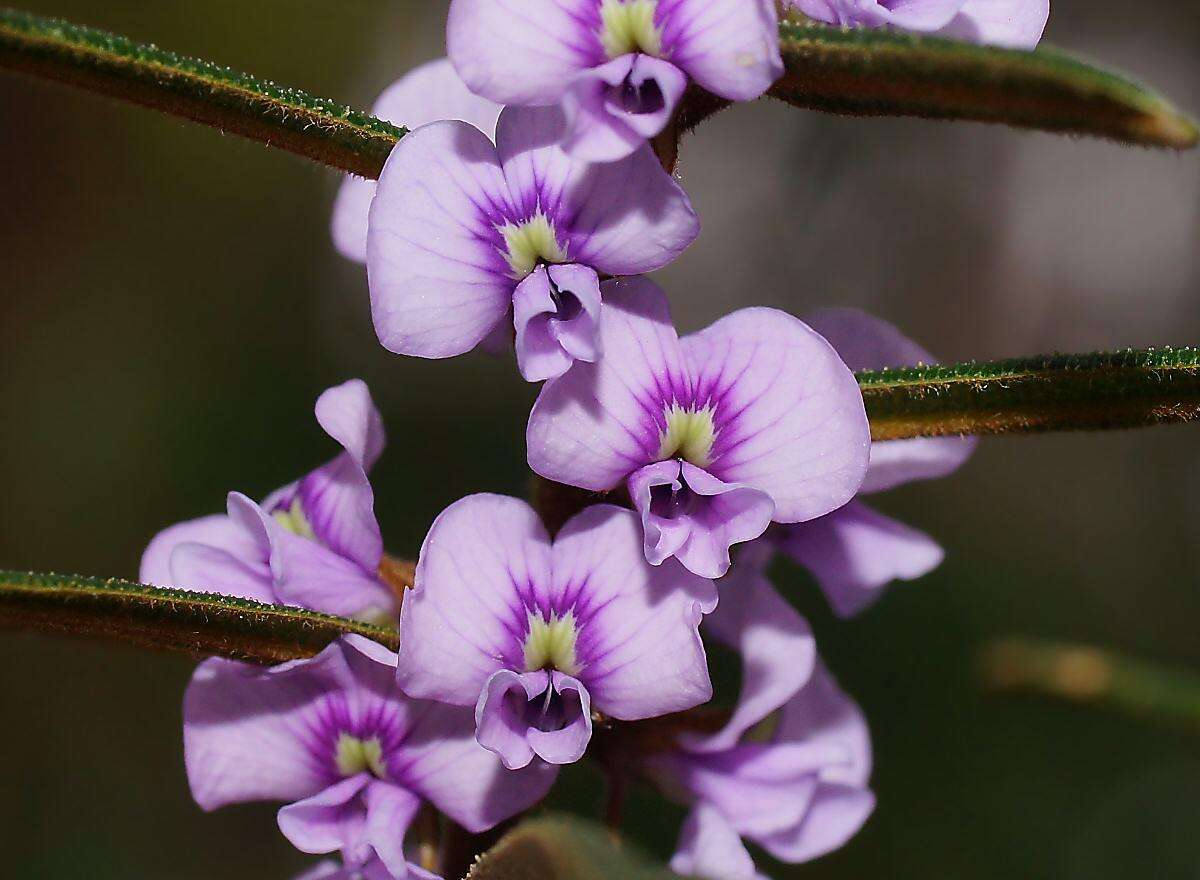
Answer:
791 0 966 31
756 782 876 864
554 504 716 720
528 672 593 765
689 559 816 752
528 277 689 491
937 0 1050 48
396 494 552 705
804 308 977 493
368 120 516 359
332 58 503 263
139 513 267 590
669 804 760 880
475 669 542 770
560 55 689 162
777 500 944 617
778 663 873 788
447 0 602 105
363 782 424 878
663 0 783 100
513 264 602 383
683 308 871 522
277 774 372 857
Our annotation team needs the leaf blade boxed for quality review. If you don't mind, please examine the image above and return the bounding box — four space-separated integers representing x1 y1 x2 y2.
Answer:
0 570 398 664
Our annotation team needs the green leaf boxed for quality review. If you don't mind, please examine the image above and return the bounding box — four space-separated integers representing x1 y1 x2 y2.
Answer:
771 19 1198 150
467 814 685 880
0 570 397 664
859 347 1200 441
0 7 403 177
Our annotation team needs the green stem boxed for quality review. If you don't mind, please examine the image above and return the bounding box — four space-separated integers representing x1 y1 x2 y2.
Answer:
859 347 1200 441
0 8 404 177
0 570 397 664
981 638 1200 733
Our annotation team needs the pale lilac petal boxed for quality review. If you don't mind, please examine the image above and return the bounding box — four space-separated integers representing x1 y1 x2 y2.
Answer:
494 106 699 275
670 804 759 880
475 670 541 770
400 693 557 832
447 0 602 105
689 562 816 752
757 783 876 864
804 308 977 493
663 0 783 100
332 58 502 264
560 56 689 163
937 0 1049 48
166 541 275 604
528 277 689 491
277 774 372 857
778 664 873 788
513 264 602 383
363 782 424 878
553 504 716 720
683 308 871 522
395 494 552 705
367 121 516 359
777 501 944 617
476 669 592 768
629 461 774 579
791 0 966 31
528 672 593 765
139 513 266 591
184 657 330 810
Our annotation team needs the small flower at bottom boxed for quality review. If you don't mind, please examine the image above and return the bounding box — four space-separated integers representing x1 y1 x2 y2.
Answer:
447 0 783 161
185 636 555 880
788 0 1049 50
641 557 874 878
140 380 395 621
367 104 698 382
394 495 718 770
526 277 871 579
773 308 977 616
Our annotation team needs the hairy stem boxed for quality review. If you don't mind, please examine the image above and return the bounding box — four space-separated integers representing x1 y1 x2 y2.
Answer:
0 570 398 663
981 638 1200 733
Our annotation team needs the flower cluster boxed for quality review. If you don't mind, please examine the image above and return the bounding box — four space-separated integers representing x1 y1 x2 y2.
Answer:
149 3 1043 878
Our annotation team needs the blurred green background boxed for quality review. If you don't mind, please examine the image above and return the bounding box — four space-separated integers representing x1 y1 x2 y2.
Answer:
2 2 1199 877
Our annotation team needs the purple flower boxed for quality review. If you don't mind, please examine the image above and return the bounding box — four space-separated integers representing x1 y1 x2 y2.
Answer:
367 104 699 382
186 636 554 880
643 556 874 878
332 58 502 265
393 494 717 770
447 0 783 162
773 309 976 616
140 380 395 622
790 0 1049 49
526 278 871 579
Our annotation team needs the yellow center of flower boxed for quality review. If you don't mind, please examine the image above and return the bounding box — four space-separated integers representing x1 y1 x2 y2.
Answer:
599 0 663 59
523 611 581 676
334 733 387 779
657 403 717 468
498 211 569 280
272 497 316 540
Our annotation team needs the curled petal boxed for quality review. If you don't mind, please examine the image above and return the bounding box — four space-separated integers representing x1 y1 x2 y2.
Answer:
368 120 516 359
683 308 871 523
778 664 873 788
141 512 273 602
528 277 689 491
560 55 689 162
332 58 502 263
670 804 760 880
362 783 424 878
513 264 602 383
791 0 966 31
778 501 944 618
475 669 592 769
277 774 374 858
663 0 784 100
756 783 876 864
555 504 717 720
396 494 552 705
447 0 602 105
937 0 1050 48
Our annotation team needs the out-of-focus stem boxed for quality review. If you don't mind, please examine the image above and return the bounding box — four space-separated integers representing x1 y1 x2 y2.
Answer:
980 638 1200 732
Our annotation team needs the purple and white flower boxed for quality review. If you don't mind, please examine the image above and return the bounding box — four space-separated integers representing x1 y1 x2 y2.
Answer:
789 0 1049 49
526 277 871 579
186 636 554 880
393 495 717 770
332 58 502 265
140 380 395 622
447 0 784 162
367 104 699 382
774 309 976 616
643 555 874 878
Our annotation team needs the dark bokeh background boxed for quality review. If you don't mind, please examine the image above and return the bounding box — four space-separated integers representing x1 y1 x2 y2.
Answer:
2 2 1198 877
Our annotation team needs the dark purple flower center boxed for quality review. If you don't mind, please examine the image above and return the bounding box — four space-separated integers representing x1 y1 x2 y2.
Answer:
618 74 665 116
649 478 699 520
548 275 584 322
506 683 580 734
